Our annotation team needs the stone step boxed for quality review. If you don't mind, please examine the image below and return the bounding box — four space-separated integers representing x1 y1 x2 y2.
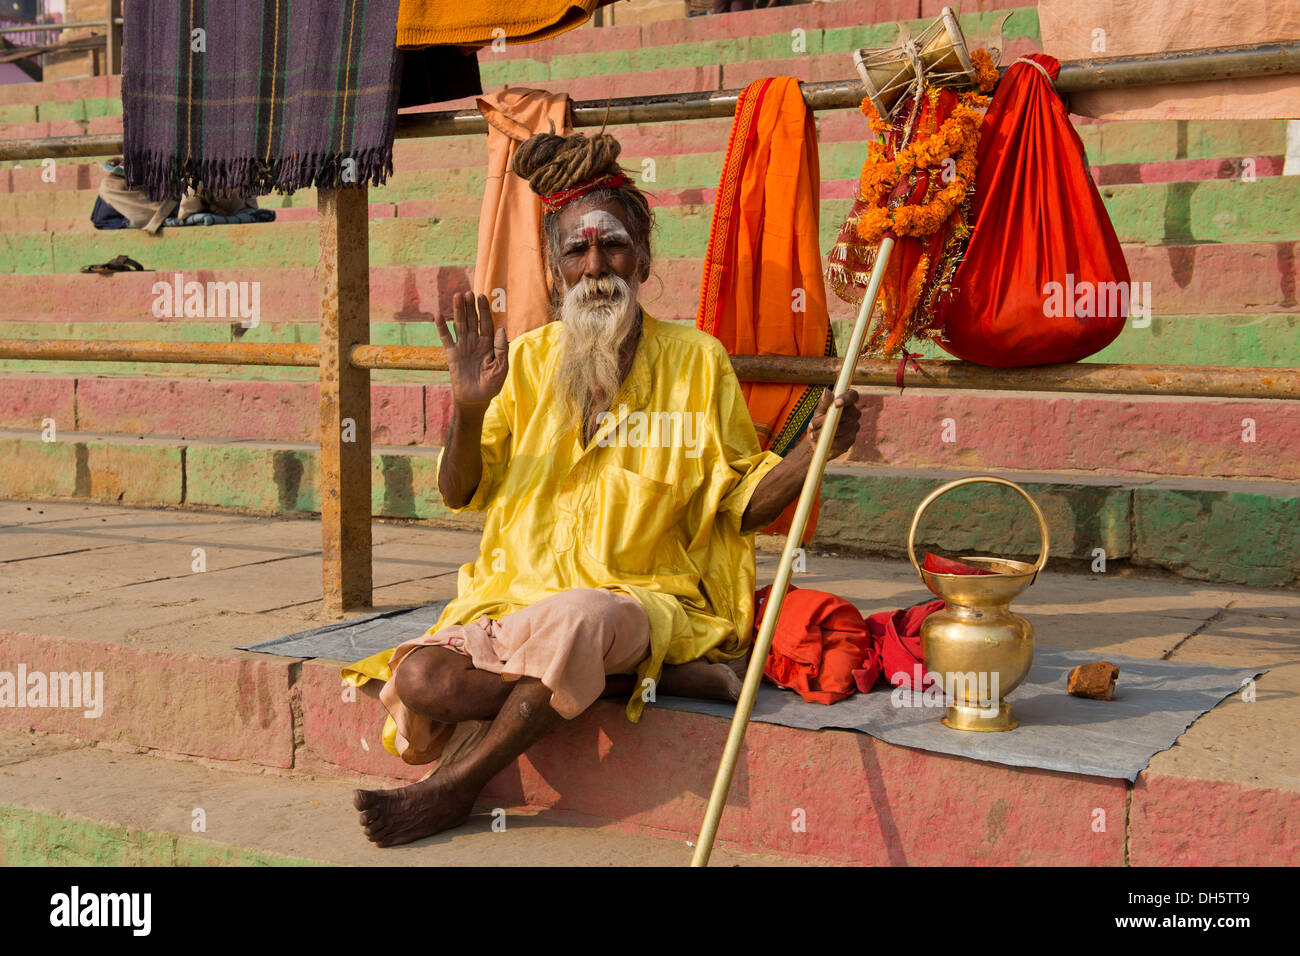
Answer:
0 728 788 866
1 240 1296 327
3 114 1292 189
0 141 1291 233
4 175 1300 275
0 3 1035 107
0 3 1040 114
0 503 1294 865
1 373 1296 482
0 431 1296 586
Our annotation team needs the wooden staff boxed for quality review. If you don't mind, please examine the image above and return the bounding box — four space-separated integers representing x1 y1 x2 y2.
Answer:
690 235 896 867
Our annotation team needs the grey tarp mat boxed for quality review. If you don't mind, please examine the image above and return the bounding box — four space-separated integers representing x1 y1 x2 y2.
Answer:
238 600 451 661
657 648 1265 781
239 602 1263 781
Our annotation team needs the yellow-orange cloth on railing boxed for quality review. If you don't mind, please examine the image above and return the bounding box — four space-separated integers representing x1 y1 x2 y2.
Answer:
397 0 613 48
473 89 573 341
696 76 834 541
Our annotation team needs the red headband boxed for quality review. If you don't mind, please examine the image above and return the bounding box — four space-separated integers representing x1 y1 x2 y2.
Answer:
541 172 633 213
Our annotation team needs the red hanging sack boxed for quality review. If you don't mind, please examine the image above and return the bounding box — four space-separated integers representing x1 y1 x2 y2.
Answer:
935 54 1131 367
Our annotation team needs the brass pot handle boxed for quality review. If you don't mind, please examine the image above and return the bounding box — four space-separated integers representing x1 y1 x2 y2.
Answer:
906 475 1051 585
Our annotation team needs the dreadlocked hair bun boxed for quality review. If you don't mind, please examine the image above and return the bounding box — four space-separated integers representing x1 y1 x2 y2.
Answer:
512 132 625 195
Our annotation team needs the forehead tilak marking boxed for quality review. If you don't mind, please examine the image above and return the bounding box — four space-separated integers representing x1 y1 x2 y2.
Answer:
564 209 630 246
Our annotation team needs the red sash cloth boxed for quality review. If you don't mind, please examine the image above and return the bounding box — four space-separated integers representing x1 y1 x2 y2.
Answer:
923 552 997 575
935 53 1130 366
852 599 946 693
754 585 872 705
697 77 834 540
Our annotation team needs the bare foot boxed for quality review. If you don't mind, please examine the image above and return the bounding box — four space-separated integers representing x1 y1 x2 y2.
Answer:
353 768 478 847
658 655 750 702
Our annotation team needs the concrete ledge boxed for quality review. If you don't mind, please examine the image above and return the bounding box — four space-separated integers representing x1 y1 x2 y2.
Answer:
1 506 1295 864
0 631 295 768
1130 774 1300 866
2 637 1293 865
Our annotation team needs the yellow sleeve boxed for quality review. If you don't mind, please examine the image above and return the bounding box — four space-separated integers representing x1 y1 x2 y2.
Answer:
714 357 783 519
436 370 515 514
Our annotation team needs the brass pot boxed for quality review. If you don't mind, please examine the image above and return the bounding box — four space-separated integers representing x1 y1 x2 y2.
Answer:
906 475 1050 732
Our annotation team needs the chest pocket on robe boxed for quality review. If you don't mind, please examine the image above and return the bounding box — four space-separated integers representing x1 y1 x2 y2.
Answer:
583 464 688 577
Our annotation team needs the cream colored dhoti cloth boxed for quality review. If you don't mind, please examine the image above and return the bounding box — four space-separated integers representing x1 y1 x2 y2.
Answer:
379 588 650 766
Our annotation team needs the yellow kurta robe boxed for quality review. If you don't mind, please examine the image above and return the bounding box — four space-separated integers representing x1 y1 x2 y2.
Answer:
342 312 782 747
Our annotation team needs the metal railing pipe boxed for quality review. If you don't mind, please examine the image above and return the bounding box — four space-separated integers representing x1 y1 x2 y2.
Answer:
3 340 1296 402
0 339 319 367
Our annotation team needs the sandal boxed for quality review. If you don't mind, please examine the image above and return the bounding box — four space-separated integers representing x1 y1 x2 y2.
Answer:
80 254 146 275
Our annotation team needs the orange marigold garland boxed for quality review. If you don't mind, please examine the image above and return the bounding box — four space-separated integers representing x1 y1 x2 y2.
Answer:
854 87 988 245
826 49 1001 358
970 47 1000 93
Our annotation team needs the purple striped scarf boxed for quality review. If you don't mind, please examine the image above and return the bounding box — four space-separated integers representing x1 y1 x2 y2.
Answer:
123 0 403 199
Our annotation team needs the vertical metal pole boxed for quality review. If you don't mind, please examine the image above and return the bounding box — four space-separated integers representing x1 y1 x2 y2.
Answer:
318 186 373 614
106 0 123 75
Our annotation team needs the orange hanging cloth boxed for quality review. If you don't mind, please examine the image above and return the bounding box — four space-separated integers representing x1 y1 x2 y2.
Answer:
697 76 835 540
473 89 573 341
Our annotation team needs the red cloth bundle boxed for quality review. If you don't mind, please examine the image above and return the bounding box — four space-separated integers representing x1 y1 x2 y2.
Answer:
754 585 947 701
851 599 946 693
935 53 1130 367
754 584 873 705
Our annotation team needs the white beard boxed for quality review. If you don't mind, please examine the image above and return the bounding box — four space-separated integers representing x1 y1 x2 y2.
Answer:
554 273 642 436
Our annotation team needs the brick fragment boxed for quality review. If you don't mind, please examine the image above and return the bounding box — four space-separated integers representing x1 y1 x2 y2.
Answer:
1068 662 1120 700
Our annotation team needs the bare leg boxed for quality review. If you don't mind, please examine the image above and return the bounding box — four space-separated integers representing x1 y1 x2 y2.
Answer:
600 653 751 703
354 677 563 847
391 644 513 722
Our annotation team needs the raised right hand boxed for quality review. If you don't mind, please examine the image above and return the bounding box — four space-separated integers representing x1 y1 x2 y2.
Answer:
435 292 509 411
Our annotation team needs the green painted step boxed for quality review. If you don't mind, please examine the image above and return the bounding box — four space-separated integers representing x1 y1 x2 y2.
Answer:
1081 119 1290 168
1098 176 1300 246
7 175 1300 276
2 433 1294 587
830 314 1300 370
0 804 322 866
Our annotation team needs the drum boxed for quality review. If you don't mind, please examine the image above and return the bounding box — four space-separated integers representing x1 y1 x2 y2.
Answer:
853 5 986 121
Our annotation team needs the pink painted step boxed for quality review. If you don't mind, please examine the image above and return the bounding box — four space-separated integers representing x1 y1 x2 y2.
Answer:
0 74 117 107
0 630 294 768
2 240 1295 324
845 390 1300 481
1 550 1292 866
70 378 426 447
1094 155 1287 186
460 0 930 64
3 375 1296 481
300 655 1293 866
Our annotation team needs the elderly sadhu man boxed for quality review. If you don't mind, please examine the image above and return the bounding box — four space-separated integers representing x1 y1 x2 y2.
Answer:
344 130 861 847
